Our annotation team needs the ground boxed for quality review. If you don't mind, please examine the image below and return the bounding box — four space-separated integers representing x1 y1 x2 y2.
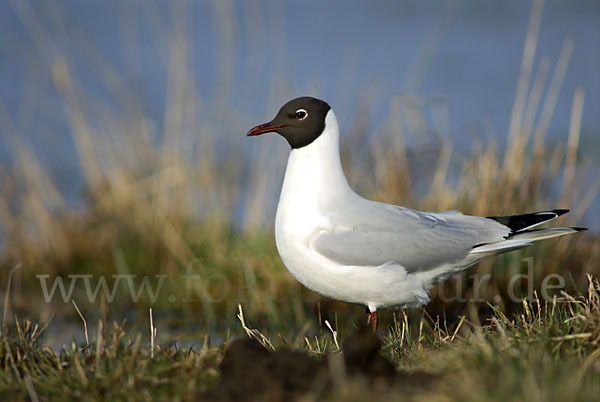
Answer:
1 277 599 401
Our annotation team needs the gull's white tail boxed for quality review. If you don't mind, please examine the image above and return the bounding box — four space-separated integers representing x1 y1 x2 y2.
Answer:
471 209 586 255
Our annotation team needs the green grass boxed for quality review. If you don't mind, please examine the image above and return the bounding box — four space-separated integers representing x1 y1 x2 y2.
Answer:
1 277 599 401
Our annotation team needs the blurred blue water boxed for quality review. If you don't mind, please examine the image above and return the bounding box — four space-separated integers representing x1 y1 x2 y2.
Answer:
0 0 598 222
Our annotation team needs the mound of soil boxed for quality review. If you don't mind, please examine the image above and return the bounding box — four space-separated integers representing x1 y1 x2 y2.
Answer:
201 325 398 401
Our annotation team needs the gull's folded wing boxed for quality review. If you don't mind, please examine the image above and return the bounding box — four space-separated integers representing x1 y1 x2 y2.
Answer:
312 202 509 272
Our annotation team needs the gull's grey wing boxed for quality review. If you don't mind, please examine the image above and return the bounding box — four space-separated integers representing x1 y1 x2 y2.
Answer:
312 201 510 272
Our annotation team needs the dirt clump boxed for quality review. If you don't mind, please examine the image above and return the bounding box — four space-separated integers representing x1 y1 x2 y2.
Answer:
201 325 398 401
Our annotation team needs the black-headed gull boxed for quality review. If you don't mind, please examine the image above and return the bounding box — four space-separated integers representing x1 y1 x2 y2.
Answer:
247 96 585 330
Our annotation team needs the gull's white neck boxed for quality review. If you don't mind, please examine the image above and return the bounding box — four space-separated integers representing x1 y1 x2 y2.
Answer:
278 110 355 211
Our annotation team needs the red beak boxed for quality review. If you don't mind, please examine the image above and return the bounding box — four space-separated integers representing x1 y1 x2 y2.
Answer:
246 122 286 136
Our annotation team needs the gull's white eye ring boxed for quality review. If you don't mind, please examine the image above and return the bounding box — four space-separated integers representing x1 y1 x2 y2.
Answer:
295 109 308 120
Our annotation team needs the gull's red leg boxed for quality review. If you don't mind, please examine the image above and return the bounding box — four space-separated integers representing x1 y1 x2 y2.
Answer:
366 309 378 332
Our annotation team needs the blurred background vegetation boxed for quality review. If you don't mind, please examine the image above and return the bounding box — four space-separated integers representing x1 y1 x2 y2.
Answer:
0 0 598 344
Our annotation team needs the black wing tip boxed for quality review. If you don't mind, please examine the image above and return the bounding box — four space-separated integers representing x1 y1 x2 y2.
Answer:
487 209 571 233
572 226 588 232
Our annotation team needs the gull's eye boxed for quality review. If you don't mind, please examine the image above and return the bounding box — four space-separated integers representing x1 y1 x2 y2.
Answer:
295 109 308 120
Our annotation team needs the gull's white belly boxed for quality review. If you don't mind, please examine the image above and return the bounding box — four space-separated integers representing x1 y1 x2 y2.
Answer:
275 210 433 310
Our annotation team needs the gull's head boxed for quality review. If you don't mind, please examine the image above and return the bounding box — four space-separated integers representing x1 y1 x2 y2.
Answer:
247 96 331 149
